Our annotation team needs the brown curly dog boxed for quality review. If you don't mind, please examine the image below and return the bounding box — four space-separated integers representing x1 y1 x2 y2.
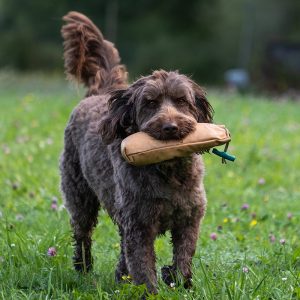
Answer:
60 11 213 295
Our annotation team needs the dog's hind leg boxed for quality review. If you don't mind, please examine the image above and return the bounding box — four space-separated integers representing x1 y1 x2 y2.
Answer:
60 135 100 272
115 226 129 283
69 184 99 273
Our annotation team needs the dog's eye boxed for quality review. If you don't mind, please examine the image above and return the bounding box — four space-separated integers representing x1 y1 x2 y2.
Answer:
176 97 186 105
147 100 158 108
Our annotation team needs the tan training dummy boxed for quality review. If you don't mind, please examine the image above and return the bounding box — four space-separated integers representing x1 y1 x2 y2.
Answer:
121 123 235 166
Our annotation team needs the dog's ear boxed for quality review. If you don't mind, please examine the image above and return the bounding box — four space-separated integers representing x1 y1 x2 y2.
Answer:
99 89 136 144
190 81 214 123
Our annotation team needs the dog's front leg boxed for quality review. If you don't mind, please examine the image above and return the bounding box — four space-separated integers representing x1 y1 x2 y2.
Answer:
169 216 201 288
124 223 157 294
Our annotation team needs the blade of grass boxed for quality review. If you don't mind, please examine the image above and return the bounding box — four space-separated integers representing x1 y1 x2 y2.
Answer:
251 275 267 297
224 279 233 300
199 258 214 299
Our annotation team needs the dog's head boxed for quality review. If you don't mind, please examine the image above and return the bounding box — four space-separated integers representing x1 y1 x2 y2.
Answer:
100 70 214 143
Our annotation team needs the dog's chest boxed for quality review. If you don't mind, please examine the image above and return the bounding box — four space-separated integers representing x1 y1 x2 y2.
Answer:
112 152 205 230
152 188 200 234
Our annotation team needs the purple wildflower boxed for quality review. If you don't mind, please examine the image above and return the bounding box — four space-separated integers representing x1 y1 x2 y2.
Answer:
258 178 266 185
51 196 58 211
280 239 286 245
210 232 217 241
47 247 57 257
287 212 293 220
242 267 249 273
241 203 249 211
51 203 58 210
269 234 276 243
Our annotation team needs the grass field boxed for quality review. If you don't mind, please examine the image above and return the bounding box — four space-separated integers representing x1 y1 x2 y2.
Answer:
0 74 300 299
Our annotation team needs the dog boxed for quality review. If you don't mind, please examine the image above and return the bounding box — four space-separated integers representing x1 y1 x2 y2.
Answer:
60 11 213 295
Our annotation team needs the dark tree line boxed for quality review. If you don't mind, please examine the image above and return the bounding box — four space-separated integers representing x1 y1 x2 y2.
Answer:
0 0 299 88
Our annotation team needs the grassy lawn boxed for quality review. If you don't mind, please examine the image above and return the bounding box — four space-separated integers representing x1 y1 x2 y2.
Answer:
0 74 300 299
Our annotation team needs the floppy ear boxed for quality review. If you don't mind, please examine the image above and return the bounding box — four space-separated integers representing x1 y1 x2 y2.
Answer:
191 82 214 123
99 76 149 144
99 89 136 144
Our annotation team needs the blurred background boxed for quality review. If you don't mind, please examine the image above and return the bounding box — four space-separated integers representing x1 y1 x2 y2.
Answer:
0 0 299 94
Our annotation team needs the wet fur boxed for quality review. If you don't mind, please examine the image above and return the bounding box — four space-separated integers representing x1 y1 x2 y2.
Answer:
60 11 213 294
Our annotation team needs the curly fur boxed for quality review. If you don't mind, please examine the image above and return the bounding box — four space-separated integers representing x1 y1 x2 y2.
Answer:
61 11 127 95
60 11 214 294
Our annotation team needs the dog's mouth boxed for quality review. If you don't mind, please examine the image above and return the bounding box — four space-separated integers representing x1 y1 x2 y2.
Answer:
146 130 188 141
142 119 197 141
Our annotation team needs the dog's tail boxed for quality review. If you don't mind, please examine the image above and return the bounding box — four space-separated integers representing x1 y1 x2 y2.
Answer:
61 11 128 96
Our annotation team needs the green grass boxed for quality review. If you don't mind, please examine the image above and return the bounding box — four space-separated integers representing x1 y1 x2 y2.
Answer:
0 74 300 299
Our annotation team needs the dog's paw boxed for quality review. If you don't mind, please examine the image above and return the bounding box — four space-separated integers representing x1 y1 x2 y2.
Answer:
161 265 177 287
161 265 193 289
183 277 193 289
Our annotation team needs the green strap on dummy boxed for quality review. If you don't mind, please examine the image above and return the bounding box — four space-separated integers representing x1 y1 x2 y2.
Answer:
212 142 236 163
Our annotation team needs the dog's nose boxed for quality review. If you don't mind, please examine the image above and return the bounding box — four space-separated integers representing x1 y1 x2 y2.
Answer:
162 123 178 135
